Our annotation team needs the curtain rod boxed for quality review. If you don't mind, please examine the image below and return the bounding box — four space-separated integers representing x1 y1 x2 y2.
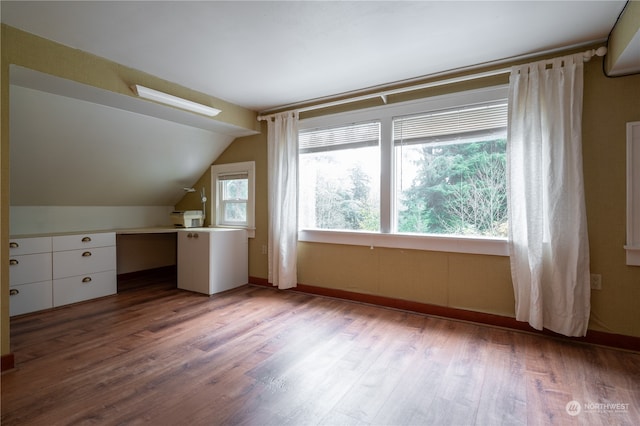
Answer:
257 46 607 122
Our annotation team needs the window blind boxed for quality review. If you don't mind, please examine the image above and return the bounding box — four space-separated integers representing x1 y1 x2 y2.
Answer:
394 102 507 146
299 121 380 154
218 172 249 181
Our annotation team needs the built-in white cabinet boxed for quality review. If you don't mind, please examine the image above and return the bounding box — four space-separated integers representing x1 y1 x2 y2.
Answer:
177 229 248 295
52 233 117 307
10 228 248 315
8 232 117 316
9 237 53 316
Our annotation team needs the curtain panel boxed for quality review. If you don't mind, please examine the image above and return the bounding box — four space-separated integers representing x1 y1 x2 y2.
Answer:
507 53 591 337
267 111 299 289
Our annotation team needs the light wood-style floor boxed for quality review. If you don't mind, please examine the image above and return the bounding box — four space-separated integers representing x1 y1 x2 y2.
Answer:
2 270 639 425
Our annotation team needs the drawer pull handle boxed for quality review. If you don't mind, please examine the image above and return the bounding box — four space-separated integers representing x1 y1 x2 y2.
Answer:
82 251 92 257
82 277 92 283
9 242 19 248
187 233 193 238
193 233 199 239
81 237 92 242
9 259 19 265
9 289 19 296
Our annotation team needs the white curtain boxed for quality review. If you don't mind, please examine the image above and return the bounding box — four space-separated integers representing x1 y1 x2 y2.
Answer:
507 53 591 337
266 111 299 289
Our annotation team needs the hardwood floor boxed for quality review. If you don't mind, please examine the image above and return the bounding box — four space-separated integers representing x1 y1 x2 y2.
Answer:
2 270 639 425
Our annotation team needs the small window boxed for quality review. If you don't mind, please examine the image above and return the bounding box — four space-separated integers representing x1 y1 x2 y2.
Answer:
211 161 255 237
219 173 249 224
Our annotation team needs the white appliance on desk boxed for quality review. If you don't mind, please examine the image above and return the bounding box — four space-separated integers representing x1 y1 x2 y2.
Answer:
170 210 204 228
177 228 248 295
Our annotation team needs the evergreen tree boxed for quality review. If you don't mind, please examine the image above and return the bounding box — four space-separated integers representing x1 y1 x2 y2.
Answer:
398 138 507 236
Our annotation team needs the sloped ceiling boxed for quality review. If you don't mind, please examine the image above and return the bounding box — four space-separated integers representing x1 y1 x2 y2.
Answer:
9 70 243 207
606 1 640 76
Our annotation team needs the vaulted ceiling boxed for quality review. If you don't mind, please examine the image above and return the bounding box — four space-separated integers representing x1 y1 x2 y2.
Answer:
8 65 254 207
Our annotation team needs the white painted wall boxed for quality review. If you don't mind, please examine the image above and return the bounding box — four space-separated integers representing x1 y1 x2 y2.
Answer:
10 206 174 235
10 84 236 208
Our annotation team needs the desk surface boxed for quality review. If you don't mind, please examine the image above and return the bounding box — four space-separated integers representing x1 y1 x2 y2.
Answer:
115 227 179 235
12 227 244 239
117 227 244 234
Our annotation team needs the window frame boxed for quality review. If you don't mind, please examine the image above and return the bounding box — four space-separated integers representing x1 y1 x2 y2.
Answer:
297 85 509 256
219 174 249 226
626 121 640 265
299 120 382 232
211 161 256 238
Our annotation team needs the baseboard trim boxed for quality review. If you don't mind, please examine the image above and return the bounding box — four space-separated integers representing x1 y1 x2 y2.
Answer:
248 276 640 352
2 353 15 372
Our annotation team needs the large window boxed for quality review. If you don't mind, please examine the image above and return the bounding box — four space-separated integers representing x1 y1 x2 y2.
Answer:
299 122 380 231
394 103 507 237
298 86 509 255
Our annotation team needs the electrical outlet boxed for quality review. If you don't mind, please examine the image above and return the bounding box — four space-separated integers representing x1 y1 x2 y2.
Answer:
590 274 602 290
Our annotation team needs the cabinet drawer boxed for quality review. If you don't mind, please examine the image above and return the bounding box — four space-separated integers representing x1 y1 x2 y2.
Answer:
53 270 116 307
53 232 115 251
9 253 52 286
9 237 52 256
53 246 116 279
9 281 53 316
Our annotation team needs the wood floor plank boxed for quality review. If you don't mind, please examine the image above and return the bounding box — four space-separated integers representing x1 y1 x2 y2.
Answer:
2 272 639 425
473 330 528 425
331 312 424 423
369 316 445 425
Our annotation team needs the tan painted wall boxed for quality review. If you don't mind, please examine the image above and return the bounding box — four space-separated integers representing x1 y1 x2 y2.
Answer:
1 24 10 357
582 59 640 336
297 244 514 316
209 54 640 338
116 234 177 275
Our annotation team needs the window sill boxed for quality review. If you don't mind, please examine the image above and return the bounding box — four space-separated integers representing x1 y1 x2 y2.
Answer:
215 225 255 238
624 245 640 266
298 229 508 256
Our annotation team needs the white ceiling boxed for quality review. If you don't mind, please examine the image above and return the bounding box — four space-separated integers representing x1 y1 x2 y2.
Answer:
1 1 628 112
10 82 235 206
